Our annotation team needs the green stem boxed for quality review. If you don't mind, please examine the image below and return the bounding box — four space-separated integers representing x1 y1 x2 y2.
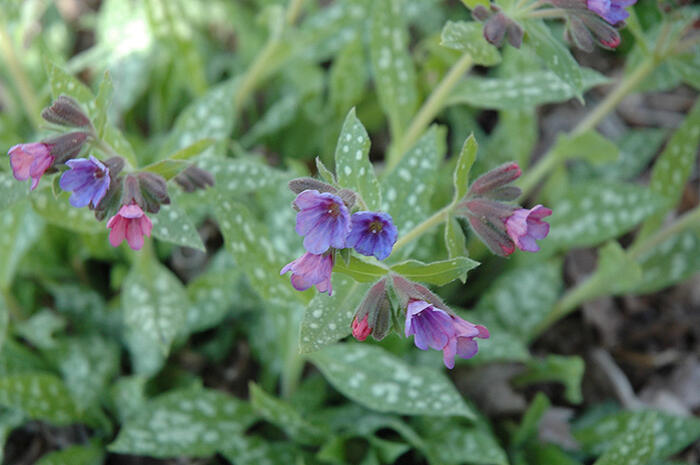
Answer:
517 55 659 198
386 54 473 171
526 8 567 19
0 19 42 129
392 204 452 253
285 0 305 25
0 286 24 321
628 206 700 260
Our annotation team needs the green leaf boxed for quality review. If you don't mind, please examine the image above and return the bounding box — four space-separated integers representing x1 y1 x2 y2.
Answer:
36 442 103 465
382 126 445 239
310 344 475 419
547 182 664 250
249 383 326 445
669 45 700 89
151 203 205 251
462 328 531 364
330 38 368 114
419 417 508 465
524 20 583 96
100 124 139 167
143 139 215 180
447 69 607 109
204 157 288 198
299 276 370 354
185 268 248 333
94 71 113 137
15 310 65 350
634 231 700 294
453 134 478 201
221 435 299 465
369 0 418 139
513 393 551 447
513 355 585 404
444 216 468 259
593 241 643 296
593 414 655 465
108 386 256 458
334 256 388 283
0 296 8 354
335 108 382 210
316 157 337 184
390 258 479 286
123 258 188 361
551 131 619 165
45 59 94 105
440 21 501 66
0 202 43 288
461 0 490 8
0 172 30 212
574 411 700 461
0 373 83 426
31 190 104 234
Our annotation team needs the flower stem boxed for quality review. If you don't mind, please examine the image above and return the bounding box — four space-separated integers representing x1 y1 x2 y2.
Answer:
386 54 474 172
525 8 567 19
517 55 659 198
0 18 42 129
392 204 452 253
628 206 700 260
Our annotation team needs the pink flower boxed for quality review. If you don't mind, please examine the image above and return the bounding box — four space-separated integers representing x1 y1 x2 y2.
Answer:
280 252 334 295
106 204 153 250
505 205 552 252
352 315 371 342
405 300 489 369
8 143 55 190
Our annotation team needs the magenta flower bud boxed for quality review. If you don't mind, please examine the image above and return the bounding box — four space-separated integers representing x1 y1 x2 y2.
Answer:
280 251 334 295
106 204 153 251
59 155 110 208
41 95 91 128
467 162 521 198
345 211 398 261
8 143 54 190
587 0 637 25
504 205 552 252
352 315 371 342
351 278 391 342
404 300 489 369
294 189 351 255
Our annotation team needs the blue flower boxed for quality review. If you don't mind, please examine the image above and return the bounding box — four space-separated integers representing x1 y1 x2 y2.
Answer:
59 155 110 208
294 189 351 254
345 211 398 260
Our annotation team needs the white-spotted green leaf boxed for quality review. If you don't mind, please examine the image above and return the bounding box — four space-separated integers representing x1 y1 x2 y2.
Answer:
444 216 468 259
440 21 500 66
574 411 700 462
296 0 367 62
45 59 94 105
334 255 388 283
0 202 43 288
31 190 103 234
382 126 445 239
390 258 479 286
590 241 643 297
524 20 583 96
551 130 619 165
204 157 288 198
330 38 368 114
447 69 607 109
634 231 700 294
241 95 299 147
422 419 509 465
185 268 249 333
335 108 381 210
0 373 83 426
547 183 664 250
100 124 139 167
151 203 205 251
249 383 326 445
370 0 418 139
36 442 103 465
453 134 478 201
513 355 585 404
221 435 298 465
299 275 370 354
0 172 30 212
15 310 65 350
143 139 215 180
108 386 256 458
593 414 655 465
123 258 187 360
310 344 475 418
94 71 113 137
110 376 147 422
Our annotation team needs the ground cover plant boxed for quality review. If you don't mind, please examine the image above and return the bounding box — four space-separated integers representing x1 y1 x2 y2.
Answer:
0 0 699 464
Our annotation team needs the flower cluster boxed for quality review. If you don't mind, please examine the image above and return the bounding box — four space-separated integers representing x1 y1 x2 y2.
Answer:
281 180 398 296
6 95 214 251
455 163 552 256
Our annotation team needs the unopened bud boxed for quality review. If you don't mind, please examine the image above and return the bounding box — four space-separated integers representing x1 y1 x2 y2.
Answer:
41 95 91 128
337 189 357 210
566 16 595 53
466 214 515 257
506 21 524 48
103 157 125 178
94 176 123 221
391 275 449 310
287 177 336 195
467 162 521 197
121 174 145 210
484 13 508 46
472 5 490 21
45 131 89 164
137 172 170 214
174 165 215 193
351 278 392 342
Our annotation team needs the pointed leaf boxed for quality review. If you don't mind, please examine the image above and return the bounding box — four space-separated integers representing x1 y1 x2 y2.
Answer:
440 21 500 66
390 258 479 286
454 134 478 201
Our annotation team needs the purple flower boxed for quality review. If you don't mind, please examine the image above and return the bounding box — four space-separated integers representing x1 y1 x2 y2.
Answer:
587 0 636 25
59 155 110 208
505 205 552 252
107 204 153 251
346 211 398 260
405 300 489 369
294 189 351 254
280 252 334 295
8 143 55 190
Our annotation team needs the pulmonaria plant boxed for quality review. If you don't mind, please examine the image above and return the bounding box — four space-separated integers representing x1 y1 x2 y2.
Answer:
6 95 214 251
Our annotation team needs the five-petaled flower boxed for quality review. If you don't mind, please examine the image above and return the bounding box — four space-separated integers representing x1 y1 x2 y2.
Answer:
294 189 351 255
405 300 489 369
280 251 334 295
106 204 153 251
8 143 55 190
345 211 398 260
59 155 111 208
587 0 637 25
505 205 552 253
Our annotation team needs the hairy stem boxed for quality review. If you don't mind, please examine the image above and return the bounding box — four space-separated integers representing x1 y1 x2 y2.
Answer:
392 204 453 253
526 8 567 19
386 54 473 171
